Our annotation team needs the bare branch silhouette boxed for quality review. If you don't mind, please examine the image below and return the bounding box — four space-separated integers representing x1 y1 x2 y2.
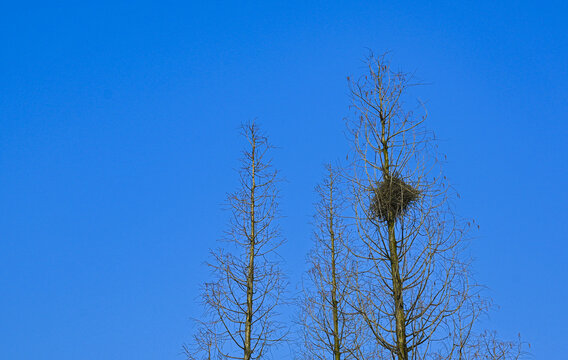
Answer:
343 53 527 360
188 121 287 360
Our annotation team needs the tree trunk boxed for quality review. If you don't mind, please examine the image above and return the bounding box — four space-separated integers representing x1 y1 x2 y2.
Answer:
382 119 408 360
388 218 408 360
244 140 256 360
329 181 341 360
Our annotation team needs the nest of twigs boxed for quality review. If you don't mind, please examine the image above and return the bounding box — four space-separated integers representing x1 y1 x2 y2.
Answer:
370 175 420 221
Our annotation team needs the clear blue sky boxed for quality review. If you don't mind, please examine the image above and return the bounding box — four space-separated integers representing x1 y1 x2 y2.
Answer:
1 1 566 359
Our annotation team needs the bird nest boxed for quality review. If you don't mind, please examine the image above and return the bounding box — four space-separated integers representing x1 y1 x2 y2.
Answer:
369 175 420 221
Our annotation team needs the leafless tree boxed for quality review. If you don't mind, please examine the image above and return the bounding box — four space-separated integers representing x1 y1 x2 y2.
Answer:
343 53 526 360
447 330 527 360
188 121 287 360
184 320 223 360
468 331 527 360
298 164 378 360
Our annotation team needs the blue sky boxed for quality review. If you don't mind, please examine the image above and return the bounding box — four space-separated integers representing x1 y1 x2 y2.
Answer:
1 1 566 359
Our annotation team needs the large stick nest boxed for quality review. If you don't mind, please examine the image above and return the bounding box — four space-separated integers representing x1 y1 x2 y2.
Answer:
369 175 420 222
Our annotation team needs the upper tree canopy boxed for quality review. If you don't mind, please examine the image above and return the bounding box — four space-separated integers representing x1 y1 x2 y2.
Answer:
345 53 480 360
187 122 287 360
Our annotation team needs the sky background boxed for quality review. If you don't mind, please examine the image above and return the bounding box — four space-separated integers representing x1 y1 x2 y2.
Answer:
1 1 567 359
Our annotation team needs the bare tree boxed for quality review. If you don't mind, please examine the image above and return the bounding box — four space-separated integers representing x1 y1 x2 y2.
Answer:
469 331 527 360
344 53 525 360
184 320 222 360
298 164 377 360
188 121 287 360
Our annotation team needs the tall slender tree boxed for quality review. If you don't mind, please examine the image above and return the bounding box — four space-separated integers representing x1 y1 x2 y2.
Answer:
187 121 286 360
344 54 525 360
299 164 376 360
